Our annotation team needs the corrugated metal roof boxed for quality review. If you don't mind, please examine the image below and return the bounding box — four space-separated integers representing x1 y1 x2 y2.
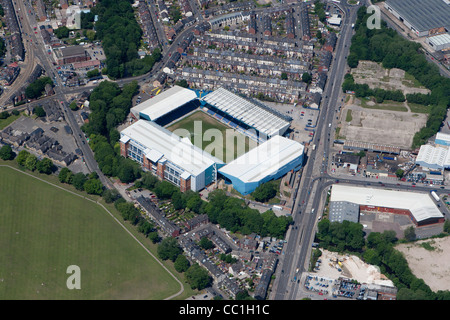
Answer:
120 120 223 176
386 0 450 32
330 184 444 223
201 87 290 137
131 85 198 121
218 135 304 183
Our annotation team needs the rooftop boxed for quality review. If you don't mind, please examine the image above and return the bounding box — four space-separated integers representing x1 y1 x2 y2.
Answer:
427 33 450 46
218 135 304 184
330 184 444 224
201 87 291 137
120 120 223 177
131 85 198 121
385 0 450 32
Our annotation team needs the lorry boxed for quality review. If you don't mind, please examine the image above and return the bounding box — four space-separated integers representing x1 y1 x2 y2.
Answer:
431 191 440 202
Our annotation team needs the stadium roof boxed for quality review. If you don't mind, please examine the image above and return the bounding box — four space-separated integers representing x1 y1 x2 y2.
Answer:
385 0 450 33
130 85 198 121
218 135 304 184
330 184 444 224
201 87 290 137
120 120 223 177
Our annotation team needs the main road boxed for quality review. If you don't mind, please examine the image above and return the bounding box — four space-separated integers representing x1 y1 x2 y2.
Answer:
271 0 361 300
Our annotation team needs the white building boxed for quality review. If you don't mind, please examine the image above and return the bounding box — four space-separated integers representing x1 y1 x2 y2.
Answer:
426 33 450 51
120 120 224 192
130 85 198 122
330 184 444 226
218 135 304 195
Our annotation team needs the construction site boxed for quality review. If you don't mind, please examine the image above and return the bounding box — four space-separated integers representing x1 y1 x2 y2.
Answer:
300 249 397 300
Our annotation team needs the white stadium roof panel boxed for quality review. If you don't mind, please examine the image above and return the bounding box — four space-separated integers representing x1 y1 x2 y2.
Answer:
131 85 198 121
121 120 223 176
201 87 290 137
218 135 304 183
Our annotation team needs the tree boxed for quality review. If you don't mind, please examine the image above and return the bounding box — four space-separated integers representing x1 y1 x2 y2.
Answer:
58 167 72 183
69 101 78 111
395 169 404 179
185 263 212 290
174 254 190 273
281 72 288 80
17 150 30 166
199 237 214 250
347 53 359 68
102 188 121 203
36 157 54 174
157 237 182 262
137 220 154 237
72 172 87 191
87 69 100 78
404 226 416 241
54 26 70 39
25 154 38 171
83 178 104 195
252 181 278 202
302 72 312 84
0 144 15 160
33 106 46 118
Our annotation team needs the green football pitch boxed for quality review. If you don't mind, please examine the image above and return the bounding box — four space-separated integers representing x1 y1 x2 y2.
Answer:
166 110 256 163
0 166 181 300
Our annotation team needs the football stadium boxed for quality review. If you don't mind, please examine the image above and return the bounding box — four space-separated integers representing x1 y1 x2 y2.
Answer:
120 85 304 194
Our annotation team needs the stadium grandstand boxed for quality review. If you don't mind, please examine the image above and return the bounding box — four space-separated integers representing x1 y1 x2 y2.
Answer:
330 184 445 227
130 85 199 125
120 120 224 192
122 85 301 194
200 87 291 140
218 135 304 195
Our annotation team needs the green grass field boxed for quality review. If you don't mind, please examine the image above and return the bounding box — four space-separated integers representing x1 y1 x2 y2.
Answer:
166 110 256 163
0 166 181 300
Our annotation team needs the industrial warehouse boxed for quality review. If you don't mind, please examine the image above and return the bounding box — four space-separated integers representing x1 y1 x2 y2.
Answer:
120 85 304 194
384 0 450 37
329 184 445 238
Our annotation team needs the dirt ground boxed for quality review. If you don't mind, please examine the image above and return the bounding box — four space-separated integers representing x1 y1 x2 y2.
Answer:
339 101 428 148
351 61 430 95
396 237 450 292
314 249 394 287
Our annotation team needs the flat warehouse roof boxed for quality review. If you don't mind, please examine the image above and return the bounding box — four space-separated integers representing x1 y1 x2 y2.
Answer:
131 85 198 121
218 135 304 183
427 33 450 46
386 0 450 32
121 120 223 176
330 184 444 223
201 87 290 137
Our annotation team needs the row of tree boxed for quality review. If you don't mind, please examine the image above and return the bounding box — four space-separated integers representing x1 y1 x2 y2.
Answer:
342 73 406 103
135 171 292 239
347 7 450 149
16 150 55 174
58 167 104 195
89 0 162 79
